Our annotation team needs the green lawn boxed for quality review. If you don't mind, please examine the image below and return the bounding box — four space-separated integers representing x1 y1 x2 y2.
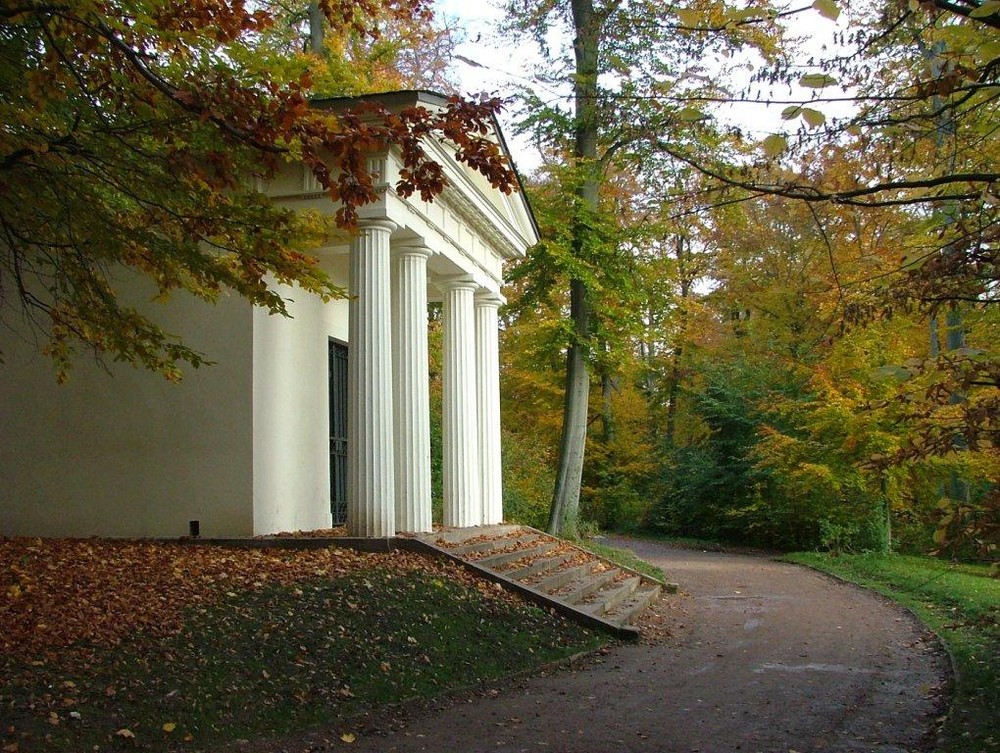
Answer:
786 552 999 753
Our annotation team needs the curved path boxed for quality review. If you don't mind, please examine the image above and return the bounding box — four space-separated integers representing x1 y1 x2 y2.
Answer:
298 538 950 752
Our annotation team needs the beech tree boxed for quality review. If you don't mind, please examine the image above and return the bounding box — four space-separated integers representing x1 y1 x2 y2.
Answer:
502 0 784 535
0 0 514 380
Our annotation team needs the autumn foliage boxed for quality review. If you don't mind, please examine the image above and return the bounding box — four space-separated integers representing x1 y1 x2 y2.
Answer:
0 0 515 379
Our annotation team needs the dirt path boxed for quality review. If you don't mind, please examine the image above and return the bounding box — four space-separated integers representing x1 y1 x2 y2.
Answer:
265 538 951 753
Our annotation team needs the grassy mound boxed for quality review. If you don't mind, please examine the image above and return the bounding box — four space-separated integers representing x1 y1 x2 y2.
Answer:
1 539 605 751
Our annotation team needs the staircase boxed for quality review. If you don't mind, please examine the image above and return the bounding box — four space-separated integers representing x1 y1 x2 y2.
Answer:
412 525 675 638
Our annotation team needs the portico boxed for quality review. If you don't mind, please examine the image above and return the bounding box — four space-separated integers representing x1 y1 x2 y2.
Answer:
0 90 537 540
285 91 538 538
344 221 513 537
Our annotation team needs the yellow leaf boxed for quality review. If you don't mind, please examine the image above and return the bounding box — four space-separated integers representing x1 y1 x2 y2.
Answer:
970 0 1000 17
799 73 838 89
801 108 826 128
811 0 840 21
340 732 356 743
762 134 788 158
162 722 177 733
677 8 701 27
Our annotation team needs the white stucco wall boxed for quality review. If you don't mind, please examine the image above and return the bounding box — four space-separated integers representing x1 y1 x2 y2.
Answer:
0 288 255 538
251 276 349 535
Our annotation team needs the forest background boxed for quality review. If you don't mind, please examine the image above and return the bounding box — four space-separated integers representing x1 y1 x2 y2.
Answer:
2 0 996 559
439 0 999 559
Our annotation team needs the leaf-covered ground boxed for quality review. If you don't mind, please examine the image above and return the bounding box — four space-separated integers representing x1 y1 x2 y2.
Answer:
0 538 605 752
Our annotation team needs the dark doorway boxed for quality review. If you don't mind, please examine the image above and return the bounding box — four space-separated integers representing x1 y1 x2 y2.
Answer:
328 339 348 525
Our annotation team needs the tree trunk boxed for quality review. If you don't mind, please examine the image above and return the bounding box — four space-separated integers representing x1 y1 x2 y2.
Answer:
600 339 615 443
308 2 325 55
548 279 592 535
664 234 691 449
547 0 605 537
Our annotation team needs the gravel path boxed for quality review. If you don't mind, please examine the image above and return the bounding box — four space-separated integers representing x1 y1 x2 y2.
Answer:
257 538 951 753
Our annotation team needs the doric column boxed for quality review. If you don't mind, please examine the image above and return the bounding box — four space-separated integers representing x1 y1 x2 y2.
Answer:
440 277 481 527
391 245 433 533
347 220 397 537
475 291 504 525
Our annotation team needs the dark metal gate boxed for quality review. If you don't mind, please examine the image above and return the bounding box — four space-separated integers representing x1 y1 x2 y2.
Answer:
328 339 348 525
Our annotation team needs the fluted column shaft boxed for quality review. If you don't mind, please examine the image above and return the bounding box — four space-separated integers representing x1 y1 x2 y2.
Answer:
475 292 504 525
347 220 396 537
441 278 481 527
391 246 433 533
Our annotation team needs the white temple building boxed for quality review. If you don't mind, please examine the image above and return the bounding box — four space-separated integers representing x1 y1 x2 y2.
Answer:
0 91 538 539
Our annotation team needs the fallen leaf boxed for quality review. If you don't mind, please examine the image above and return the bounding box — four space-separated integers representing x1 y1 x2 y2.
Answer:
162 722 177 733
115 728 135 739
340 732 356 743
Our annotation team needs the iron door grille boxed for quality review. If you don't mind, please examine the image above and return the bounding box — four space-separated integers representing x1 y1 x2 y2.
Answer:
328 340 348 524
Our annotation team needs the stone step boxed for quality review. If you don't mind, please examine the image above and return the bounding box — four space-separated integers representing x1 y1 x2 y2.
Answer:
431 524 520 545
533 562 597 593
609 584 663 627
478 541 556 569
451 533 539 557
582 575 641 617
506 553 574 582
410 525 673 639
560 567 621 605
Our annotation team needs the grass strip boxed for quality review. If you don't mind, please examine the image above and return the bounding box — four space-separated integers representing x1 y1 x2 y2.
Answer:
785 552 999 753
577 538 667 582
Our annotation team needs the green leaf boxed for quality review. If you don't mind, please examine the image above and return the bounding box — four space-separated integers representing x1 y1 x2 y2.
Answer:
799 73 838 88
812 0 841 21
970 0 1000 18
875 365 913 382
781 105 803 120
762 134 788 158
801 107 826 127
976 42 1000 65
677 106 708 122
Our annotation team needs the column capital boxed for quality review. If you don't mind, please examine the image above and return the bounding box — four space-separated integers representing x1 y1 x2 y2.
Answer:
437 275 479 293
356 218 398 235
392 243 433 260
474 290 506 308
